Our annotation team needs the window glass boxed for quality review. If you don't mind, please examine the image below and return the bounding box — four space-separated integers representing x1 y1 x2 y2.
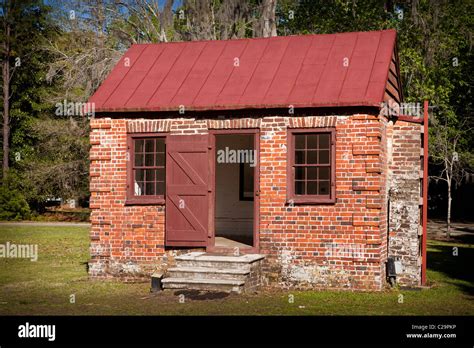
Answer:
132 137 165 198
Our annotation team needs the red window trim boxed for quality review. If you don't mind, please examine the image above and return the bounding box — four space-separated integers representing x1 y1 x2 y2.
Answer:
125 133 167 205
286 128 336 204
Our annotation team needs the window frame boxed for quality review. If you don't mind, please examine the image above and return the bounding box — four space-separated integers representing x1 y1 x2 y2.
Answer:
126 133 167 205
287 128 336 204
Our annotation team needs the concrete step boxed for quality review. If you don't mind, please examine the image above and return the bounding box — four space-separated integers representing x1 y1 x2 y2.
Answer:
175 252 265 270
162 252 265 294
167 266 249 281
161 277 245 293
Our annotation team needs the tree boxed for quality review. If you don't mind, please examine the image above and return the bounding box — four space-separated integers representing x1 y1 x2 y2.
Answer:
106 0 175 43
0 0 56 181
256 0 277 37
44 0 123 101
275 0 393 36
178 0 278 40
0 0 10 179
22 117 90 205
430 118 473 237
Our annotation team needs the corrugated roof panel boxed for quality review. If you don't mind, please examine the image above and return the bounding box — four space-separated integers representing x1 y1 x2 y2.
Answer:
215 39 269 105
89 29 398 112
365 81 387 101
103 45 164 108
147 42 207 107
125 44 185 108
287 64 325 104
238 37 290 106
192 40 247 107
370 61 391 82
89 45 147 106
314 78 346 105
353 31 381 54
303 39 333 64
170 41 226 106
262 36 313 105
312 34 357 105
342 33 380 104
375 30 396 63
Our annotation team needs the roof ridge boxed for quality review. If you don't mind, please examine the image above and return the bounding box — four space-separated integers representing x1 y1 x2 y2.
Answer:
128 29 397 47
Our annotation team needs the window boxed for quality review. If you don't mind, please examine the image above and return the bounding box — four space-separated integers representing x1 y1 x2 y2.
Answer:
126 135 166 204
287 128 335 204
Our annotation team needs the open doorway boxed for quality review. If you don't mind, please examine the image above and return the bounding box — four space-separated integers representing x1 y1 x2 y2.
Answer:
213 133 256 251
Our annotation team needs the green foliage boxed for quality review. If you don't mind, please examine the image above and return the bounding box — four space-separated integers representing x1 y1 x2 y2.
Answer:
1 0 60 173
0 184 30 221
276 0 393 35
2 1 91 212
21 117 90 203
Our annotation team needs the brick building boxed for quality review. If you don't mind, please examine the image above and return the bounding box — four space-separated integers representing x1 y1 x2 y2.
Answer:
87 29 427 292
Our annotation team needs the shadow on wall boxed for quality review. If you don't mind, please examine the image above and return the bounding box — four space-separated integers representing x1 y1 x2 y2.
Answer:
427 244 474 296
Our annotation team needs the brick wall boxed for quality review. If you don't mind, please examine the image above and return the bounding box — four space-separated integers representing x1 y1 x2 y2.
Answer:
89 118 200 281
89 114 420 290
259 114 385 290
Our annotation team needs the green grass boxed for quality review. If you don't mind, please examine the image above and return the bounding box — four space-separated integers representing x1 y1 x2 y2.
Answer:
0 224 473 315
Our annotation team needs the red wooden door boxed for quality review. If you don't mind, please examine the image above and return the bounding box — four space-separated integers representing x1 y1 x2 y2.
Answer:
165 135 210 246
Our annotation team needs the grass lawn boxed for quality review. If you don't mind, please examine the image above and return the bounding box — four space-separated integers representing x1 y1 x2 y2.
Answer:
0 224 473 315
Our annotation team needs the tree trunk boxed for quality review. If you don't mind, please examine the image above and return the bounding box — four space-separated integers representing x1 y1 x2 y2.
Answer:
446 181 452 238
2 24 10 181
260 0 277 38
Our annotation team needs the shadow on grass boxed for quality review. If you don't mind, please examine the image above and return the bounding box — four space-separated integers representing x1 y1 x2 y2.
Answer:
81 261 89 273
174 290 230 301
449 233 474 245
427 244 474 295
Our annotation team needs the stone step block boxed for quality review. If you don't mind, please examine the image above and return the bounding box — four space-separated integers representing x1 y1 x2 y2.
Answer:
167 266 250 281
161 277 245 294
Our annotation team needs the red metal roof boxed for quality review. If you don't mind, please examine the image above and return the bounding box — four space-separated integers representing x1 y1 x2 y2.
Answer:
89 29 397 113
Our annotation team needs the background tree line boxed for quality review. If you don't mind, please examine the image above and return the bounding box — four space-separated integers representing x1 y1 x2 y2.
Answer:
0 0 472 231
